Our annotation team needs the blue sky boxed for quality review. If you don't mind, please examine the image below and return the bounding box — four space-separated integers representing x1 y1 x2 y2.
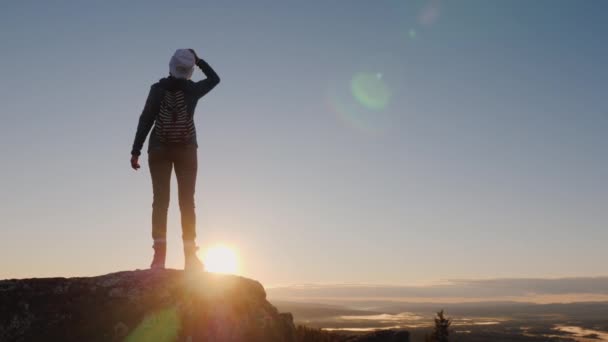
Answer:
0 1 606 288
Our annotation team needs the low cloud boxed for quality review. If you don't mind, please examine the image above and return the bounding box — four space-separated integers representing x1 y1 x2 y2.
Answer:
267 277 608 303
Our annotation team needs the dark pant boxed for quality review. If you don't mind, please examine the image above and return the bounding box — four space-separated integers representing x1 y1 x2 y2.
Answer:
148 146 198 242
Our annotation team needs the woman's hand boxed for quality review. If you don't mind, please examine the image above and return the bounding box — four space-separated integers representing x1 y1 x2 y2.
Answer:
131 155 140 170
189 49 201 63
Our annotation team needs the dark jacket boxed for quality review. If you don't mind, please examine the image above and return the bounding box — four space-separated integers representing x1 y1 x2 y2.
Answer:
131 59 220 156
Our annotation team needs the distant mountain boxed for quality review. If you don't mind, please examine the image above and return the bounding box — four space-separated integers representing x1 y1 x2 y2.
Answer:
273 300 383 321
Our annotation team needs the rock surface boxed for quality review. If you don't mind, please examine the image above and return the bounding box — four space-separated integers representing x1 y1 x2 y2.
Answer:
0 270 295 342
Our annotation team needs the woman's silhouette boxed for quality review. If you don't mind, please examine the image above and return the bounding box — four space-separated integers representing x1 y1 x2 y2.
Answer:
131 48 220 271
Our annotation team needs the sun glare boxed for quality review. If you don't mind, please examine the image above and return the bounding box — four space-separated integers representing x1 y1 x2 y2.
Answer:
202 245 239 274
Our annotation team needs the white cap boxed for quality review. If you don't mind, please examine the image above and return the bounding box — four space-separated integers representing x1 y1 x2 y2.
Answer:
169 49 196 79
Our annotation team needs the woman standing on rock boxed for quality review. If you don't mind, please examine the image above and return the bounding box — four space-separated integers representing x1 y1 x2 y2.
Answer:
130 48 220 271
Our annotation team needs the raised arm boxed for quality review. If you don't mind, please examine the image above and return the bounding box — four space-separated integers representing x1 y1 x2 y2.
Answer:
131 86 160 157
189 49 220 98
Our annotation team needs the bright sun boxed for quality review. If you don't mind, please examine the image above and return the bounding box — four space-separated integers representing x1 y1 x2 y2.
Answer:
202 245 239 274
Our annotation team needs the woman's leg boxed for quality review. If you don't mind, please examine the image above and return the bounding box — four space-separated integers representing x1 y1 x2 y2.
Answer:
148 149 173 245
174 146 198 241
174 146 203 271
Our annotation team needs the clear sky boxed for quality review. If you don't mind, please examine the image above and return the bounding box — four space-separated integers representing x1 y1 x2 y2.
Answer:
0 1 606 287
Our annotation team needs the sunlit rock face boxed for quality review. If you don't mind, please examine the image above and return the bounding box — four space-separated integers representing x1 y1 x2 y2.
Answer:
0 270 296 342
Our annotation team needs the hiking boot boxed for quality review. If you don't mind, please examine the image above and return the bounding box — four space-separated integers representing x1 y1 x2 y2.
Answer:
184 241 205 272
150 243 166 270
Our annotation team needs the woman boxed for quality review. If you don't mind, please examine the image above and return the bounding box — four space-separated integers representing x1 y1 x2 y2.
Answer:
130 48 220 271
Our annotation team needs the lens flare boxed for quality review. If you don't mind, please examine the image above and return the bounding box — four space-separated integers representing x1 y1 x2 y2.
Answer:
126 307 179 342
419 1 441 27
350 72 391 111
408 29 417 39
326 76 391 134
